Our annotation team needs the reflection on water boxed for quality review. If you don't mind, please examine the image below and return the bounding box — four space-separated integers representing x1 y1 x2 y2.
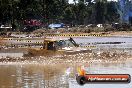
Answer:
0 64 69 88
0 49 132 88
0 60 132 88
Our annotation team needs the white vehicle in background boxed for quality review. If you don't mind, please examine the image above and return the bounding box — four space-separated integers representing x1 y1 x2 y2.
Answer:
48 23 65 29
97 24 103 28
0 25 12 29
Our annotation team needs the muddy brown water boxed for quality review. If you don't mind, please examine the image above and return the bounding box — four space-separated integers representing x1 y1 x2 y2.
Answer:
0 36 132 88
0 64 71 88
0 59 131 88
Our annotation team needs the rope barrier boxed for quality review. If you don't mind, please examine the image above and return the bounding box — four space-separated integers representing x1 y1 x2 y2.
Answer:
46 34 110 37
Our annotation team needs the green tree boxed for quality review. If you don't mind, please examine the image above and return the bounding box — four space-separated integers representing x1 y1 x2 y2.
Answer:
94 1 107 23
0 0 120 31
105 1 119 23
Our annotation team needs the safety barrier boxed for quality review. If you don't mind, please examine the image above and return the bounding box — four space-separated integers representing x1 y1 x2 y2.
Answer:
3 43 96 49
5 38 44 44
4 44 43 49
35 42 43 44
80 45 96 48
4 34 110 41
46 34 110 37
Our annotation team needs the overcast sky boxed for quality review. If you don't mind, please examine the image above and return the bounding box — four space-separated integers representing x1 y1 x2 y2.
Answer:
68 0 118 4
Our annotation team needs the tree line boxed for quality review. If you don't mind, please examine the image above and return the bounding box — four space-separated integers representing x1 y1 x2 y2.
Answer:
0 0 119 27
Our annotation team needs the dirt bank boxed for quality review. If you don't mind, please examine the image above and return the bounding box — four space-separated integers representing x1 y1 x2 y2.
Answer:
109 31 132 36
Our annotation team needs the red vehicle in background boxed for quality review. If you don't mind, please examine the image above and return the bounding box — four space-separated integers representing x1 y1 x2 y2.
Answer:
24 19 42 26
23 19 43 32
